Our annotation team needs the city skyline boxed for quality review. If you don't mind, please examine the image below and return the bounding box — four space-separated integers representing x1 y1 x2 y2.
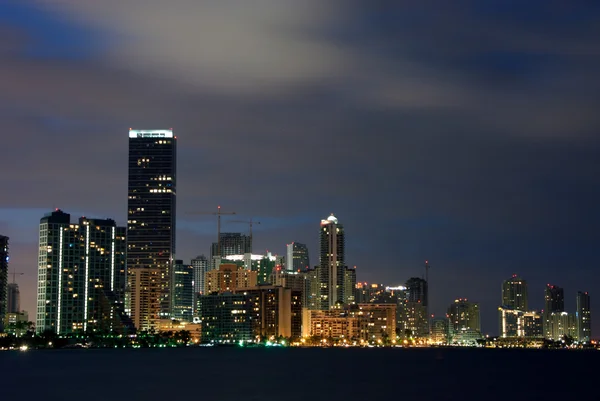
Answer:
1 2 599 336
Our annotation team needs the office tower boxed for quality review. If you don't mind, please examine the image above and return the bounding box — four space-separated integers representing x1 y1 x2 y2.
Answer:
127 129 177 329
210 233 251 259
576 291 591 342
7 283 19 314
319 214 345 310
0 235 8 332
502 274 528 311
191 255 209 316
404 277 429 338
171 260 194 322
36 210 128 334
447 299 481 341
286 242 310 272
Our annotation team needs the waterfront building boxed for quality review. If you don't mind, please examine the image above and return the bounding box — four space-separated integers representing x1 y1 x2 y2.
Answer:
171 260 194 322
543 284 564 339
0 235 8 332
235 285 302 340
404 277 429 338
498 307 543 338
286 242 310 272
576 291 591 342
430 317 448 344
302 309 362 342
36 210 128 334
271 269 307 307
353 303 396 342
198 292 253 344
447 299 481 342
318 214 345 309
3 311 29 336
545 311 577 340
127 129 177 329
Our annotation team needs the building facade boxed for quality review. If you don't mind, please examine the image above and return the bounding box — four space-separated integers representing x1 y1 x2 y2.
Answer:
36 210 127 334
127 129 177 329
7 283 19 314
198 292 253 344
502 275 528 311
576 291 591 342
319 214 345 310
171 260 194 322
447 299 481 342
0 235 8 332
543 284 565 339
286 242 310 272
211 233 252 259
404 277 429 338
204 264 258 294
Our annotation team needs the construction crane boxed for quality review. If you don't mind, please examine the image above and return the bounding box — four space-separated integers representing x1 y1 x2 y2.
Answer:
10 270 24 284
229 218 261 251
187 206 236 257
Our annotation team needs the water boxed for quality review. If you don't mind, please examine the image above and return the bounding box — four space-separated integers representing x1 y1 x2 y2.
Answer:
1 347 597 401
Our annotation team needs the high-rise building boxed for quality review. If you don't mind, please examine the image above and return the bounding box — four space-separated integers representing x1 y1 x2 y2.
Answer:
430 317 448 344
191 255 209 296
498 307 543 338
447 299 481 341
0 235 8 332
198 292 253 344
502 275 528 311
36 210 128 334
7 283 19 314
404 277 429 338
286 242 310 272
319 214 345 310
544 284 564 313
544 312 577 340
127 129 177 329
171 260 194 322
204 264 258 294
576 291 591 342
210 233 251 259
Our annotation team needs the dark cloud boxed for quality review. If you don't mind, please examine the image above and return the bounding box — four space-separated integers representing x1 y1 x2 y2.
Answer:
1 1 599 334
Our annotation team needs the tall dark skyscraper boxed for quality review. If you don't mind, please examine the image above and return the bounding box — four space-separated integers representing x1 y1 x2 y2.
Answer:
318 214 345 309
576 291 591 342
0 235 8 332
127 129 177 330
286 242 310 272
404 277 429 338
544 284 564 313
7 283 19 314
502 274 528 311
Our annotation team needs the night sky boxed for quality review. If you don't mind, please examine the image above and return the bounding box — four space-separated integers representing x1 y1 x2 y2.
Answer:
1 1 599 336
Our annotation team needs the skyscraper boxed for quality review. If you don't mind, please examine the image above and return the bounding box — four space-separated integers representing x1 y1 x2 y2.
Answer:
319 214 345 309
544 284 564 313
171 260 194 322
191 255 209 316
210 233 251 259
286 242 310 272
502 275 528 311
576 291 591 342
127 129 177 330
36 210 128 334
447 298 481 341
7 283 19 314
0 235 8 332
404 277 429 338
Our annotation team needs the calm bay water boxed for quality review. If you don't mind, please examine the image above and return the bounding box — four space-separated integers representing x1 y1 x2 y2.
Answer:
1 347 597 401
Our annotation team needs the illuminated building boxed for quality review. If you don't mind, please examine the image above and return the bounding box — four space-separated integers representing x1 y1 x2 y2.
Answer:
543 284 564 339
171 260 194 322
353 303 396 341
576 291 591 342
404 277 429 338
0 235 8 332
204 264 258 294
127 129 177 328
384 286 408 337
36 210 128 334
355 283 394 304
430 317 448 344
545 311 577 340
447 299 481 342
4 311 29 336
223 252 278 284
272 269 307 307
498 307 543 338
304 268 321 310
191 255 209 316
302 309 362 341
502 275 528 311
198 292 253 344
318 214 345 309
235 285 302 340
286 242 310 272
157 319 202 343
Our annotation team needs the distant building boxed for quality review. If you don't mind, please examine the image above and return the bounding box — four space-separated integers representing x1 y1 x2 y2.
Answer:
272 269 307 307
191 255 209 296
545 312 577 340
576 291 591 342
498 307 543 338
36 210 128 334
302 309 362 342
235 285 302 340
447 299 481 342
204 264 258 294
198 292 253 344
127 129 177 327
0 235 8 332
502 275 528 311
430 317 448 344
286 242 310 272
7 283 19 314
171 260 194 322
211 233 252 259
319 214 345 310
543 284 564 339
223 252 278 284
404 277 429 338
353 303 396 341
3 311 29 336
